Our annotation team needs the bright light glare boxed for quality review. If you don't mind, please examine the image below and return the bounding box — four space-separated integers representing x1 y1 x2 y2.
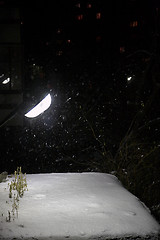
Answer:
2 77 10 84
127 76 132 81
25 93 52 118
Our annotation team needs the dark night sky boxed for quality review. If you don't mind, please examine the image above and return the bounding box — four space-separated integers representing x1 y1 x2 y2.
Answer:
22 1 79 41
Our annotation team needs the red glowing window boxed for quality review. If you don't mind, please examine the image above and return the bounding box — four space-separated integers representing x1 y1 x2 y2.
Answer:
76 14 83 20
130 21 138 27
96 12 101 19
87 3 92 8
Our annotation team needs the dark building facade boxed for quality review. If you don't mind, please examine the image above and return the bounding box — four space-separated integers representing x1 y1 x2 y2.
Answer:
31 0 159 68
0 4 23 127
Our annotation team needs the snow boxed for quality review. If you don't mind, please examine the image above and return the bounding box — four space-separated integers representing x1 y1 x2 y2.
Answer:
0 172 159 240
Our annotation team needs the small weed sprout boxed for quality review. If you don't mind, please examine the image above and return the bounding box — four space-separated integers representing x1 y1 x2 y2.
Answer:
8 167 28 198
7 167 28 221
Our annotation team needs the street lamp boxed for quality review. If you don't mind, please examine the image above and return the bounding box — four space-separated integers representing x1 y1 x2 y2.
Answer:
0 89 52 128
24 93 52 118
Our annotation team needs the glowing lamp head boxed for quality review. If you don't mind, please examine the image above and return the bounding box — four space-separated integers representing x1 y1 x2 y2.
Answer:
25 93 52 118
2 77 10 84
0 73 10 84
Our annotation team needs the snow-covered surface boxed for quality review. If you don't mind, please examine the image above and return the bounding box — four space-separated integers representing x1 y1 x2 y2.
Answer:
0 172 159 240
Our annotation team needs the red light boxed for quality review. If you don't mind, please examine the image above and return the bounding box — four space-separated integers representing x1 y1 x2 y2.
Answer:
130 21 138 27
76 14 83 20
87 3 92 8
96 12 101 19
